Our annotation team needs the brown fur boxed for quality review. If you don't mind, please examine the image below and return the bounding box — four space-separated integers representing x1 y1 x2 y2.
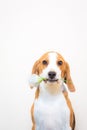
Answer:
31 103 35 130
56 53 75 92
63 91 75 130
32 52 49 75
31 88 40 130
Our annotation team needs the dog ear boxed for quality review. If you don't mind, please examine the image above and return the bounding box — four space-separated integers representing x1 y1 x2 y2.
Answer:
64 62 75 92
30 60 40 89
32 60 40 75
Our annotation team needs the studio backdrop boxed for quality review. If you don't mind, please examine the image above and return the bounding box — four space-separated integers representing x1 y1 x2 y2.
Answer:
0 0 87 130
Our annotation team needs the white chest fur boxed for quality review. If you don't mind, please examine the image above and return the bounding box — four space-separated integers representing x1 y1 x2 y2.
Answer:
34 86 71 130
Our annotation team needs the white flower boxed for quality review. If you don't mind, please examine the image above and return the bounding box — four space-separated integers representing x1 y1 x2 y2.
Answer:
29 74 46 87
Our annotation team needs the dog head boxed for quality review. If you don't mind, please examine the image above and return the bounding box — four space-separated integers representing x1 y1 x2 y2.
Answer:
31 51 75 92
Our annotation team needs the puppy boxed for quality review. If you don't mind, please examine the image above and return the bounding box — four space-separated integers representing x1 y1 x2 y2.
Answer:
30 51 75 130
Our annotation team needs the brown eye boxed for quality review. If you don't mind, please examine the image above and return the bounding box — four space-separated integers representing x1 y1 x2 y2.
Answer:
57 60 63 66
42 60 48 65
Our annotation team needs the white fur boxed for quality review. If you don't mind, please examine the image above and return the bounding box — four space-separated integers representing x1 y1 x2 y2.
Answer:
34 83 71 130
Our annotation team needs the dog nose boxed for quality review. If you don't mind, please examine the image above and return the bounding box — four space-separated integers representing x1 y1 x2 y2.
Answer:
48 71 56 79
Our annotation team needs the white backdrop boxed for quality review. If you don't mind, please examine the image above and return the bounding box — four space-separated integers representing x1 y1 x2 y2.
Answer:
0 0 87 130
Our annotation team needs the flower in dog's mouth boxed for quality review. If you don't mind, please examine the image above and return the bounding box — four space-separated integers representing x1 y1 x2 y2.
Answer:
29 74 65 87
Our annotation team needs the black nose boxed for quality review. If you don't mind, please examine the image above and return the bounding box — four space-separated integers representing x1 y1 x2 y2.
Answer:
48 71 56 79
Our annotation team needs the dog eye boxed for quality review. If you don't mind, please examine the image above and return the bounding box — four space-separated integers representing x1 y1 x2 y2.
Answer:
57 60 63 66
42 60 48 65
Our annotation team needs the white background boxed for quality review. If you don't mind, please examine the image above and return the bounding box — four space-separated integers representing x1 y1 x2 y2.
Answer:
0 0 87 130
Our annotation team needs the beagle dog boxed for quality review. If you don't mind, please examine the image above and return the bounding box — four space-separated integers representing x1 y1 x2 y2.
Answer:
30 51 75 130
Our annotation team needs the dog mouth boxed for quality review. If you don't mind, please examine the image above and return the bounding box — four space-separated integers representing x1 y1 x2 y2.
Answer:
43 78 58 83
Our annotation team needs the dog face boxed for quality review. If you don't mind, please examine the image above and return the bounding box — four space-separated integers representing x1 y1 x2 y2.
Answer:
32 51 75 92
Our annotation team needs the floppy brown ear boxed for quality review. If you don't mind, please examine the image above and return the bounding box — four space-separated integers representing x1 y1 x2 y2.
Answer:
30 60 40 89
64 62 75 92
32 60 40 74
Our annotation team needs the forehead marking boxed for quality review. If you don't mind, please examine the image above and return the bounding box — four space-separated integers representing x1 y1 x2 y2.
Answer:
48 52 58 65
